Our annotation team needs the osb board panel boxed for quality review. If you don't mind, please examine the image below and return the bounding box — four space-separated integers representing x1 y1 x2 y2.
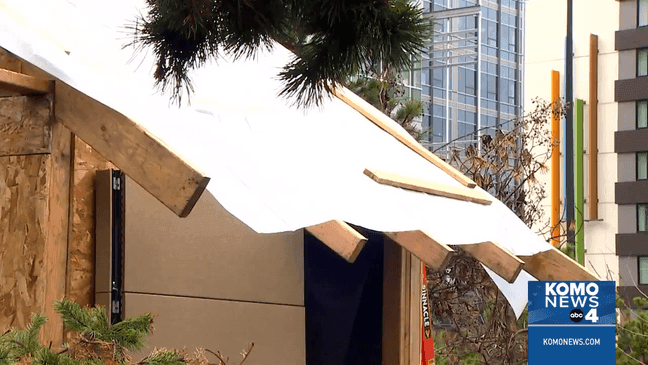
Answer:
0 95 52 156
124 293 305 365
0 154 49 333
66 137 114 308
125 177 304 306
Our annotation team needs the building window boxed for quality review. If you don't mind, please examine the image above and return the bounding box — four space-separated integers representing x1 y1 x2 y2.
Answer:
639 204 648 232
640 0 648 27
639 101 648 129
638 48 648 77
640 257 648 284
482 19 498 47
639 152 648 180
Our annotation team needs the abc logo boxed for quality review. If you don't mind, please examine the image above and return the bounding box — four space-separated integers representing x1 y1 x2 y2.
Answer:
570 309 584 323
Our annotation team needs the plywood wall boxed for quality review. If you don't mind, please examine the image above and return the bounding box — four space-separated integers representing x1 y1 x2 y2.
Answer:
0 154 49 332
66 137 114 308
0 94 53 333
0 93 73 350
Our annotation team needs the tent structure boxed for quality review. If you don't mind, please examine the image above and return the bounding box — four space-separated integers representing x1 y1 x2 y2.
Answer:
0 0 598 354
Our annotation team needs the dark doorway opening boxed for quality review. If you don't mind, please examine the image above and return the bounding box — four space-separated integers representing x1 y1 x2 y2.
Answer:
304 230 384 365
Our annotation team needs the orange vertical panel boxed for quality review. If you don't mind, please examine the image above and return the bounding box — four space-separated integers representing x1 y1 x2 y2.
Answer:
551 71 561 246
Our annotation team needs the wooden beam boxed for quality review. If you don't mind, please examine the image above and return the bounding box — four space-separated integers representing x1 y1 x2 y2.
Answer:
305 220 367 262
334 87 476 188
0 95 52 156
41 121 72 350
0 48 22 72
385 230 455 273
0 68 53 95
54 82 209 217
458 241 525 283
364 168 491 205
382 241 404 365
589 34 599 220
519 247 600 281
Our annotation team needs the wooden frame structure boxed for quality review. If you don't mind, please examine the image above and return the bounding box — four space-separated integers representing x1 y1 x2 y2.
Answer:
0 42 599 362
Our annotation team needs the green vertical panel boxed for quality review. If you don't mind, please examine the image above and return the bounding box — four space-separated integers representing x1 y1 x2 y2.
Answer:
575 99 585 265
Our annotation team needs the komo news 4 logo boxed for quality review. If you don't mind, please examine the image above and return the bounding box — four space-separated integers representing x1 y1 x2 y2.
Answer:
528 281 615 326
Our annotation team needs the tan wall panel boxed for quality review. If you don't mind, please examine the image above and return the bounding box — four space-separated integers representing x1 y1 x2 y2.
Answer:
125 177 304 306
618 204 637 234
124 293 305 365
618 256 637 286
619 50 636 80
0 155 49 332
618 153 635 183
618 102 636 131
620 0 637 31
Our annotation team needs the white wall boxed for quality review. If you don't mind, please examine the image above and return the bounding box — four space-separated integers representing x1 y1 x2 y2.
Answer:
524 0 619 281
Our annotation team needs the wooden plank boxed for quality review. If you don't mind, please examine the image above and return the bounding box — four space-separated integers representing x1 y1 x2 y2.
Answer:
66 137 115 308
305 220 367 263
0 68 53 95
53 82 209 217
364 168 491 205
334 87 476 188
0 154 50 333
385 230 455 273
0 48 22 73
589 34 599 220
0 95 52 156
41 121 72 350
459 241 525 283
400 250 412 365
382 240 404 365
519 247 600 282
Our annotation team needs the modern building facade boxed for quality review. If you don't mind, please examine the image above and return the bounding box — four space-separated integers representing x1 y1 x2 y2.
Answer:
403 0 526 154
524 0 619 284
615 0 648 302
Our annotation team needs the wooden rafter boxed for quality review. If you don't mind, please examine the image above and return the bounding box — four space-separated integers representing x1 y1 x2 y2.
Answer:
458 241 524 283
53 82 209 217
385 230 455 273
364 168 491 205
0 68 53 95
519 247 600 281
305 219 367 262
334 86 476 188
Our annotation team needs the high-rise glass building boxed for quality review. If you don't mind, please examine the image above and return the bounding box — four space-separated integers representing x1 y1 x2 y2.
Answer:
404 0 526 155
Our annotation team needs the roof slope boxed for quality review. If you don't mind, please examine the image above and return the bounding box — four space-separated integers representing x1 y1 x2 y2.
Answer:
0 0 593 316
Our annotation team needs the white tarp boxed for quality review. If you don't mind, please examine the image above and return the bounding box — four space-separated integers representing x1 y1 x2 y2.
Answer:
0 0 552 316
